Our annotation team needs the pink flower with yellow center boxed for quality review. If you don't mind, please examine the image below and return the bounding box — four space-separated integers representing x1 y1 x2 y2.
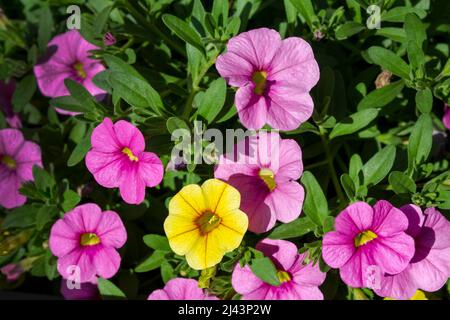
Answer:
0 129 42 209
214 131 304 233
164 179 248 270
375 205 450 300
33 30 106 115
147 278 218 300
216 28 319 130
322 200 416 288
232 239 326 300
49 203 127 283
85 118 164 205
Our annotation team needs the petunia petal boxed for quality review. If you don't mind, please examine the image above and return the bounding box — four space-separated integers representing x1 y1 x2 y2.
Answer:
371 200 409 237
92 246 121 279
168 184 206 218
215 52 253 87
201 179 241 216
235 85 268 130
96 210 127 248
119 166 146 205
256 239 298 271
265 180 304 223
113 120 145 152
138 152 164 187
266 88 314 131
322 231 355 268
226 28 281 70
231 264 264 295
334 201 374 236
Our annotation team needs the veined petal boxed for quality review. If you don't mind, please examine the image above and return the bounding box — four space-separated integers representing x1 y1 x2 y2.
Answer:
201 179 241 216
164 215 199 256
185 234 223 270
169 184 206 218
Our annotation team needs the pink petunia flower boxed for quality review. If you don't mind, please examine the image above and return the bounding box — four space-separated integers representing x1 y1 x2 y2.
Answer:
49 203 127 283
443 104 450 130
214 131 304 233
322 200 416 288
216 27 319 131
147 278 219 300
33 30 106 115
85 118 164 205
0 80 22 128
374 205 450 299
232 239 326 300
0 263 24 281
0 129 42 209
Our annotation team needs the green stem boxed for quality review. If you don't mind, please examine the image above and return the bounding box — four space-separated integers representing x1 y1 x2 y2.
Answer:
182 54 218 119
320 133 346 204
119 1 186 58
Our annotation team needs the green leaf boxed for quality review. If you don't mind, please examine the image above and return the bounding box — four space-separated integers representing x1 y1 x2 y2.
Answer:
335 22 364 40
2 205 37 228
50 96 89 113
98 278 126 299
374 28 406 43
289 0 318 27
64 79 96 110
166 117 189 134
300 171 328 226
382 6 426 22
415 88 433 114
250 257 280 286
67 127 92 167
349 154 363 183
268 216 315 239
198 78 227 123
38 5 53 51
367 46 410 79
389 171 416 194
93 5 112 34
33 166 55 192
340 173 356 200
103 54 142 79
362 145 396 186
212 0 229 26
135 251 167 273
36 205 57 231
357 81 404 110
160 261 175 283
408 114 433 170
142 234 171 251
329 108 379 139
62 189 81 212
12 74 36 112
162 14 205 55
108 72 164 115
404 13 426 49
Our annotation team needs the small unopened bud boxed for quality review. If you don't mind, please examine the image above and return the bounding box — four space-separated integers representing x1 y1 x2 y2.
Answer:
375 70 392 89
103 32 116 46
313 29 325 41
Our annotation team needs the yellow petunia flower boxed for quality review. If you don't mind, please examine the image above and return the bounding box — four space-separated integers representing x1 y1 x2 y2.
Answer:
164 179 248 270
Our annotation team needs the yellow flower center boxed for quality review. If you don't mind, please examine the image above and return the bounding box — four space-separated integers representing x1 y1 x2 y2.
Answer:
122 147 139 162
73 62 87 79
276 270 291 284
259 168 276 191
1 155 16 169
80 233 100 246
196 211 222 235
354 230 377 247
252 71 267 95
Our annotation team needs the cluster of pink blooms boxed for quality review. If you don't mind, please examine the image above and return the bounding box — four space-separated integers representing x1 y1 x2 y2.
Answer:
322 201 450 299
1 27 449 301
